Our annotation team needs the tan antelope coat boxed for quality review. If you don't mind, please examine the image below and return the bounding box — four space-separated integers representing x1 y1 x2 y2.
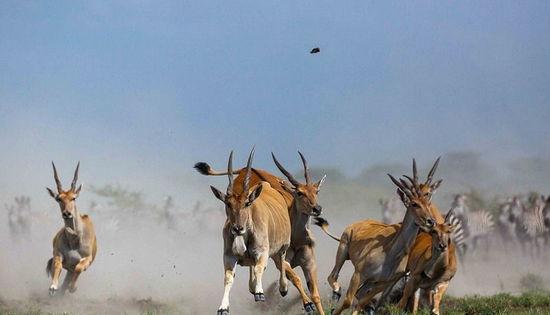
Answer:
45 162 97 295
315 159 443 315
195 151 326 314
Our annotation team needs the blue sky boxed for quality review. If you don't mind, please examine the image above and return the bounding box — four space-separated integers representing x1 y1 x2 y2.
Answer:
1 1 549 197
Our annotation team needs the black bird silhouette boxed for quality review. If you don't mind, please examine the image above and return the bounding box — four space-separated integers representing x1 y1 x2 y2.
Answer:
310 47 320 54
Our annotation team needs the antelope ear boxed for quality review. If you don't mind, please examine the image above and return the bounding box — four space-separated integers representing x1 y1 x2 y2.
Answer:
210 186 226 203
46 187 57 198
278 179 295 193
397 189 410 207
247 184 263 205
315 174 327 190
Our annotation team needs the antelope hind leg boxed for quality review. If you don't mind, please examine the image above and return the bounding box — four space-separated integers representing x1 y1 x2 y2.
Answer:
60 270 74 294
331 271 364 315
280 261 314 311
302 261 325 315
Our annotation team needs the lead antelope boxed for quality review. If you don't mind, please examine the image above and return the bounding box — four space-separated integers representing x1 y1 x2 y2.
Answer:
314 158 443 315
195 151 327 314
45 162 97 296
395 209 458 315
207 149 303 315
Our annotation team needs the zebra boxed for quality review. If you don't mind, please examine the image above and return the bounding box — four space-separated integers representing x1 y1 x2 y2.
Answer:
543 196 550 246
445 209 467 258
512 195 547 258
495 197 519 251
5 196 32 240
451 194 495 259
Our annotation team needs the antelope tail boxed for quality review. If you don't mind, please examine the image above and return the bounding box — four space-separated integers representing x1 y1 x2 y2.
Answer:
46 258 53 278
313 217 341 242
193 162 241 176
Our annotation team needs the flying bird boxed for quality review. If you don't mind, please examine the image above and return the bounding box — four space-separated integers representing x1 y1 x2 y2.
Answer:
310 47 320 54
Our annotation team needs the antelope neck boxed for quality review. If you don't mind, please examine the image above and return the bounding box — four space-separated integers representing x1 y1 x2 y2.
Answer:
382 206 420 278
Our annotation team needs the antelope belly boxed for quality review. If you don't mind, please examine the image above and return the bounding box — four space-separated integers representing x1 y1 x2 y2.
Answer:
64 250 82 267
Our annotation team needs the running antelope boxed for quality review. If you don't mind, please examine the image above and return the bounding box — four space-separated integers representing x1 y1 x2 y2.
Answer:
195 151 327 314
208 149 295 315
315 158 442 315
395 210 458 315
45 162 97 296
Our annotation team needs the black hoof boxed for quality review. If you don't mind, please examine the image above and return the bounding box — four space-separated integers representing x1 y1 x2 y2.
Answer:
48 288 57 297
332 288 341 302
364 306 375 315
217 308 229 315
304 302 316 314
279 289 288 297
254 293 265 302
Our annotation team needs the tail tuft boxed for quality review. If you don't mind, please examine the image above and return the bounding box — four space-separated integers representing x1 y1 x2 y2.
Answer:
313 217 329 228
194 162 212 175
46 258 53 278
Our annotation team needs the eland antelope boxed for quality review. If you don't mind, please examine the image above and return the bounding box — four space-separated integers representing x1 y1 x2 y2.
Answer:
315 158 443 315
45 162 97 296
195 151 327 314
207 149 300 315
395 210 458 315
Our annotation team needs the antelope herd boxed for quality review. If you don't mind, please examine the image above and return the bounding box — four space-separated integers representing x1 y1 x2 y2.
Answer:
3 153 549 314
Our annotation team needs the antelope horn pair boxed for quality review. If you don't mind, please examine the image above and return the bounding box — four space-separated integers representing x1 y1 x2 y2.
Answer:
226 148 255 195
271 151 311 186
51 161 80 193
388 157 441 197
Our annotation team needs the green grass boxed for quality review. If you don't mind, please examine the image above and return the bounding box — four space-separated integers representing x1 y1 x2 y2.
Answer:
384 292 550 315
1 292 550 314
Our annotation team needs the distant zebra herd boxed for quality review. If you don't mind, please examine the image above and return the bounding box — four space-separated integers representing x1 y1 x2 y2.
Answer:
5 196 32 241
381 193 550 260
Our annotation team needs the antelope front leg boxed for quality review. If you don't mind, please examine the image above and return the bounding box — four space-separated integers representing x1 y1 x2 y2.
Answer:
217 256 237 315
302 262 325 315
398 276 419 311
277 249 289 297
75 256 93 273
252 253 268 302
49 256 63 296
431 281 449 315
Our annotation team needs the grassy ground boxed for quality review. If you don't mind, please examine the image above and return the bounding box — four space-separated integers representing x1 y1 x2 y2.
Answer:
385 292 550 315
1 292 550 315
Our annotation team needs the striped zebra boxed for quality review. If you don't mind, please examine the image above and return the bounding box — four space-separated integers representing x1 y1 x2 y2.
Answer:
495 197 519 250
512 195 548 258
451 194 495 258
543 196 550 246
445 208 467 258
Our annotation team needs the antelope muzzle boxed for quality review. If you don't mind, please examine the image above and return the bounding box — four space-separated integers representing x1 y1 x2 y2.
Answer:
232 224 245 236
312 205 323 217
